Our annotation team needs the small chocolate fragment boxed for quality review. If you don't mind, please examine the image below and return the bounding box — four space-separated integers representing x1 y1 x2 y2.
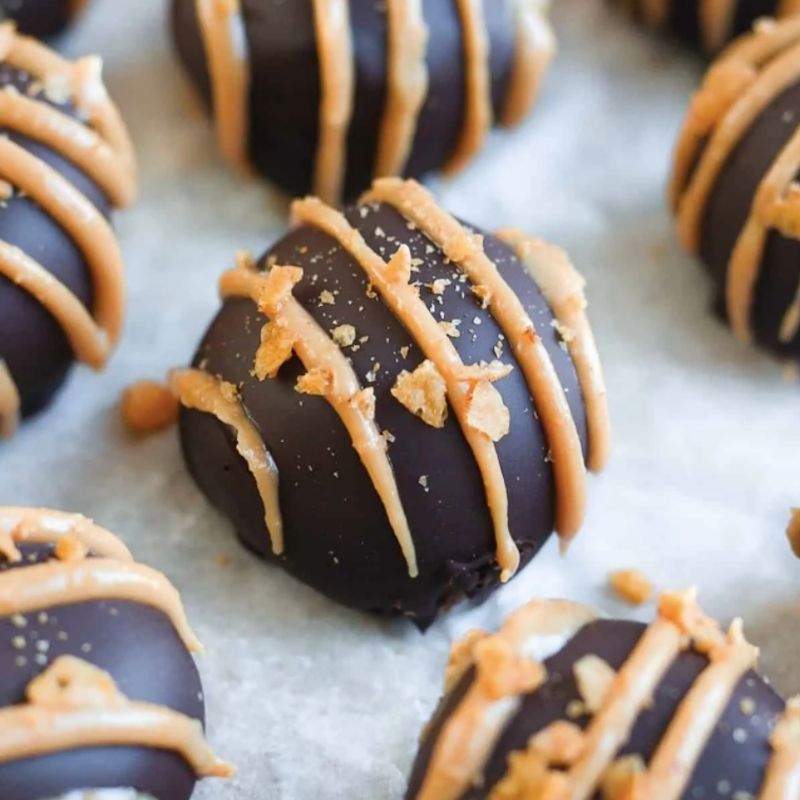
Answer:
0 0 86 39
171 0 555 204
0 24 136 439
174 178 610 629
671 16 800 365
612 0 789 54
0 507 232 800
407 590 789 799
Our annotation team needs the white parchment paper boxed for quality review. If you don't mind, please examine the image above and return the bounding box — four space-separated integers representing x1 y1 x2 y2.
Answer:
2 1 800 797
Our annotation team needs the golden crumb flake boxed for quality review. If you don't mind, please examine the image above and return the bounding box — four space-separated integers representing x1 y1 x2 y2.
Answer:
573 654 616 714
331 324 357 347
257 265 303 314
529 721 585 767
235 250 257 271
430 278 451 295
54 536 89 563
319 289 335 305
474 635 545 702
254 321 296 380
439 320 461 338
787 508 800 558
465 381 510 442
0 179 12 201
349 388 376 421
552 319 577 344
120 380 180 436
295 367 335 396
391 360 448 428
609 569 655 606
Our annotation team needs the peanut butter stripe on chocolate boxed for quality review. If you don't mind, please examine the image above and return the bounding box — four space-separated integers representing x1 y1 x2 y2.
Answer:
183 0 555 204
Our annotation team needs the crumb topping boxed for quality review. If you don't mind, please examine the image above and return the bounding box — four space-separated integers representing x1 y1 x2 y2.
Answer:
391 360 448 428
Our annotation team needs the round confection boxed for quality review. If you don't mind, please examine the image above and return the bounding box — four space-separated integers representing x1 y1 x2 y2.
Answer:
407 591 789 799
612 0 793 54
170 0 555 205
0 0 86 39
0 507 232 800
0 25 136 439
671 17 800 365
173 178 610 629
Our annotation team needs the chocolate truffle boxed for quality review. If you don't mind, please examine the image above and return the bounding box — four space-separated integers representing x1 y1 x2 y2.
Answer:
173 178 611 628
0 0 88 39
0 506 233 800
671 16 800 365
0 23 136 439
612 0 797 54
170 0 555 205
407 589 793 799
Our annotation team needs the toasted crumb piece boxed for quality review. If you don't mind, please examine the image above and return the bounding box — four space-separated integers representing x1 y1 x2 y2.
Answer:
391 360 448 428
529 721 585 766
295 367 335 396
573 654 616 714
787 508 800 558
0 179 13 201
331 323 356 347
121 381 179 436
465 381 510 442
609 569 655 606
472 283 492 308
319 289 335 305
254 321 296 379
54 536 89 563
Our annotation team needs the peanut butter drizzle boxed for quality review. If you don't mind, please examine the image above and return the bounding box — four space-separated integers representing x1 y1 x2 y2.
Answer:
170 368 284 556
443 0 492 177
0 657 234 778
311 0 354 205
0 506 133 563
0 23 135 436
496 229 610 477
416 599 597 800
417 589 779 800
672 18 800 344
0 360 19 439
634 619 758 799
780 0 800 16
362 178 598 545
0 557 202 652
760 697 800 799
292 195 520 581
218 261 418 578
194 0 251 174
374 0 429 180
501 0 556 128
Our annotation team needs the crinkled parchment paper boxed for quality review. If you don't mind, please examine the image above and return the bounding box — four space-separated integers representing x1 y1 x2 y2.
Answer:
2 1 800 797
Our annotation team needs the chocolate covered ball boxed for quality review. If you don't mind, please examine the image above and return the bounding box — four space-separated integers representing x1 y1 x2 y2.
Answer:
0 24 136 439
173 178 610 629
171 0 555 205
671 16 800 365
612 0 795 54
0 0 87 39
0 507 233 800
407 590 791 799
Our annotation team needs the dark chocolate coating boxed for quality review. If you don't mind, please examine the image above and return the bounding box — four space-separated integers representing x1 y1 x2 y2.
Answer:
170 0 518 201
699 80 800 362
407 618 785 799
615 0 780 53
0 544 205 800
179 200 589 628
0 0 80 39
0 65 109 421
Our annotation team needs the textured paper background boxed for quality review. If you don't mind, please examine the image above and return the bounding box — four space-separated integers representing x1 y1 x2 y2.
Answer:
2 1 800 797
